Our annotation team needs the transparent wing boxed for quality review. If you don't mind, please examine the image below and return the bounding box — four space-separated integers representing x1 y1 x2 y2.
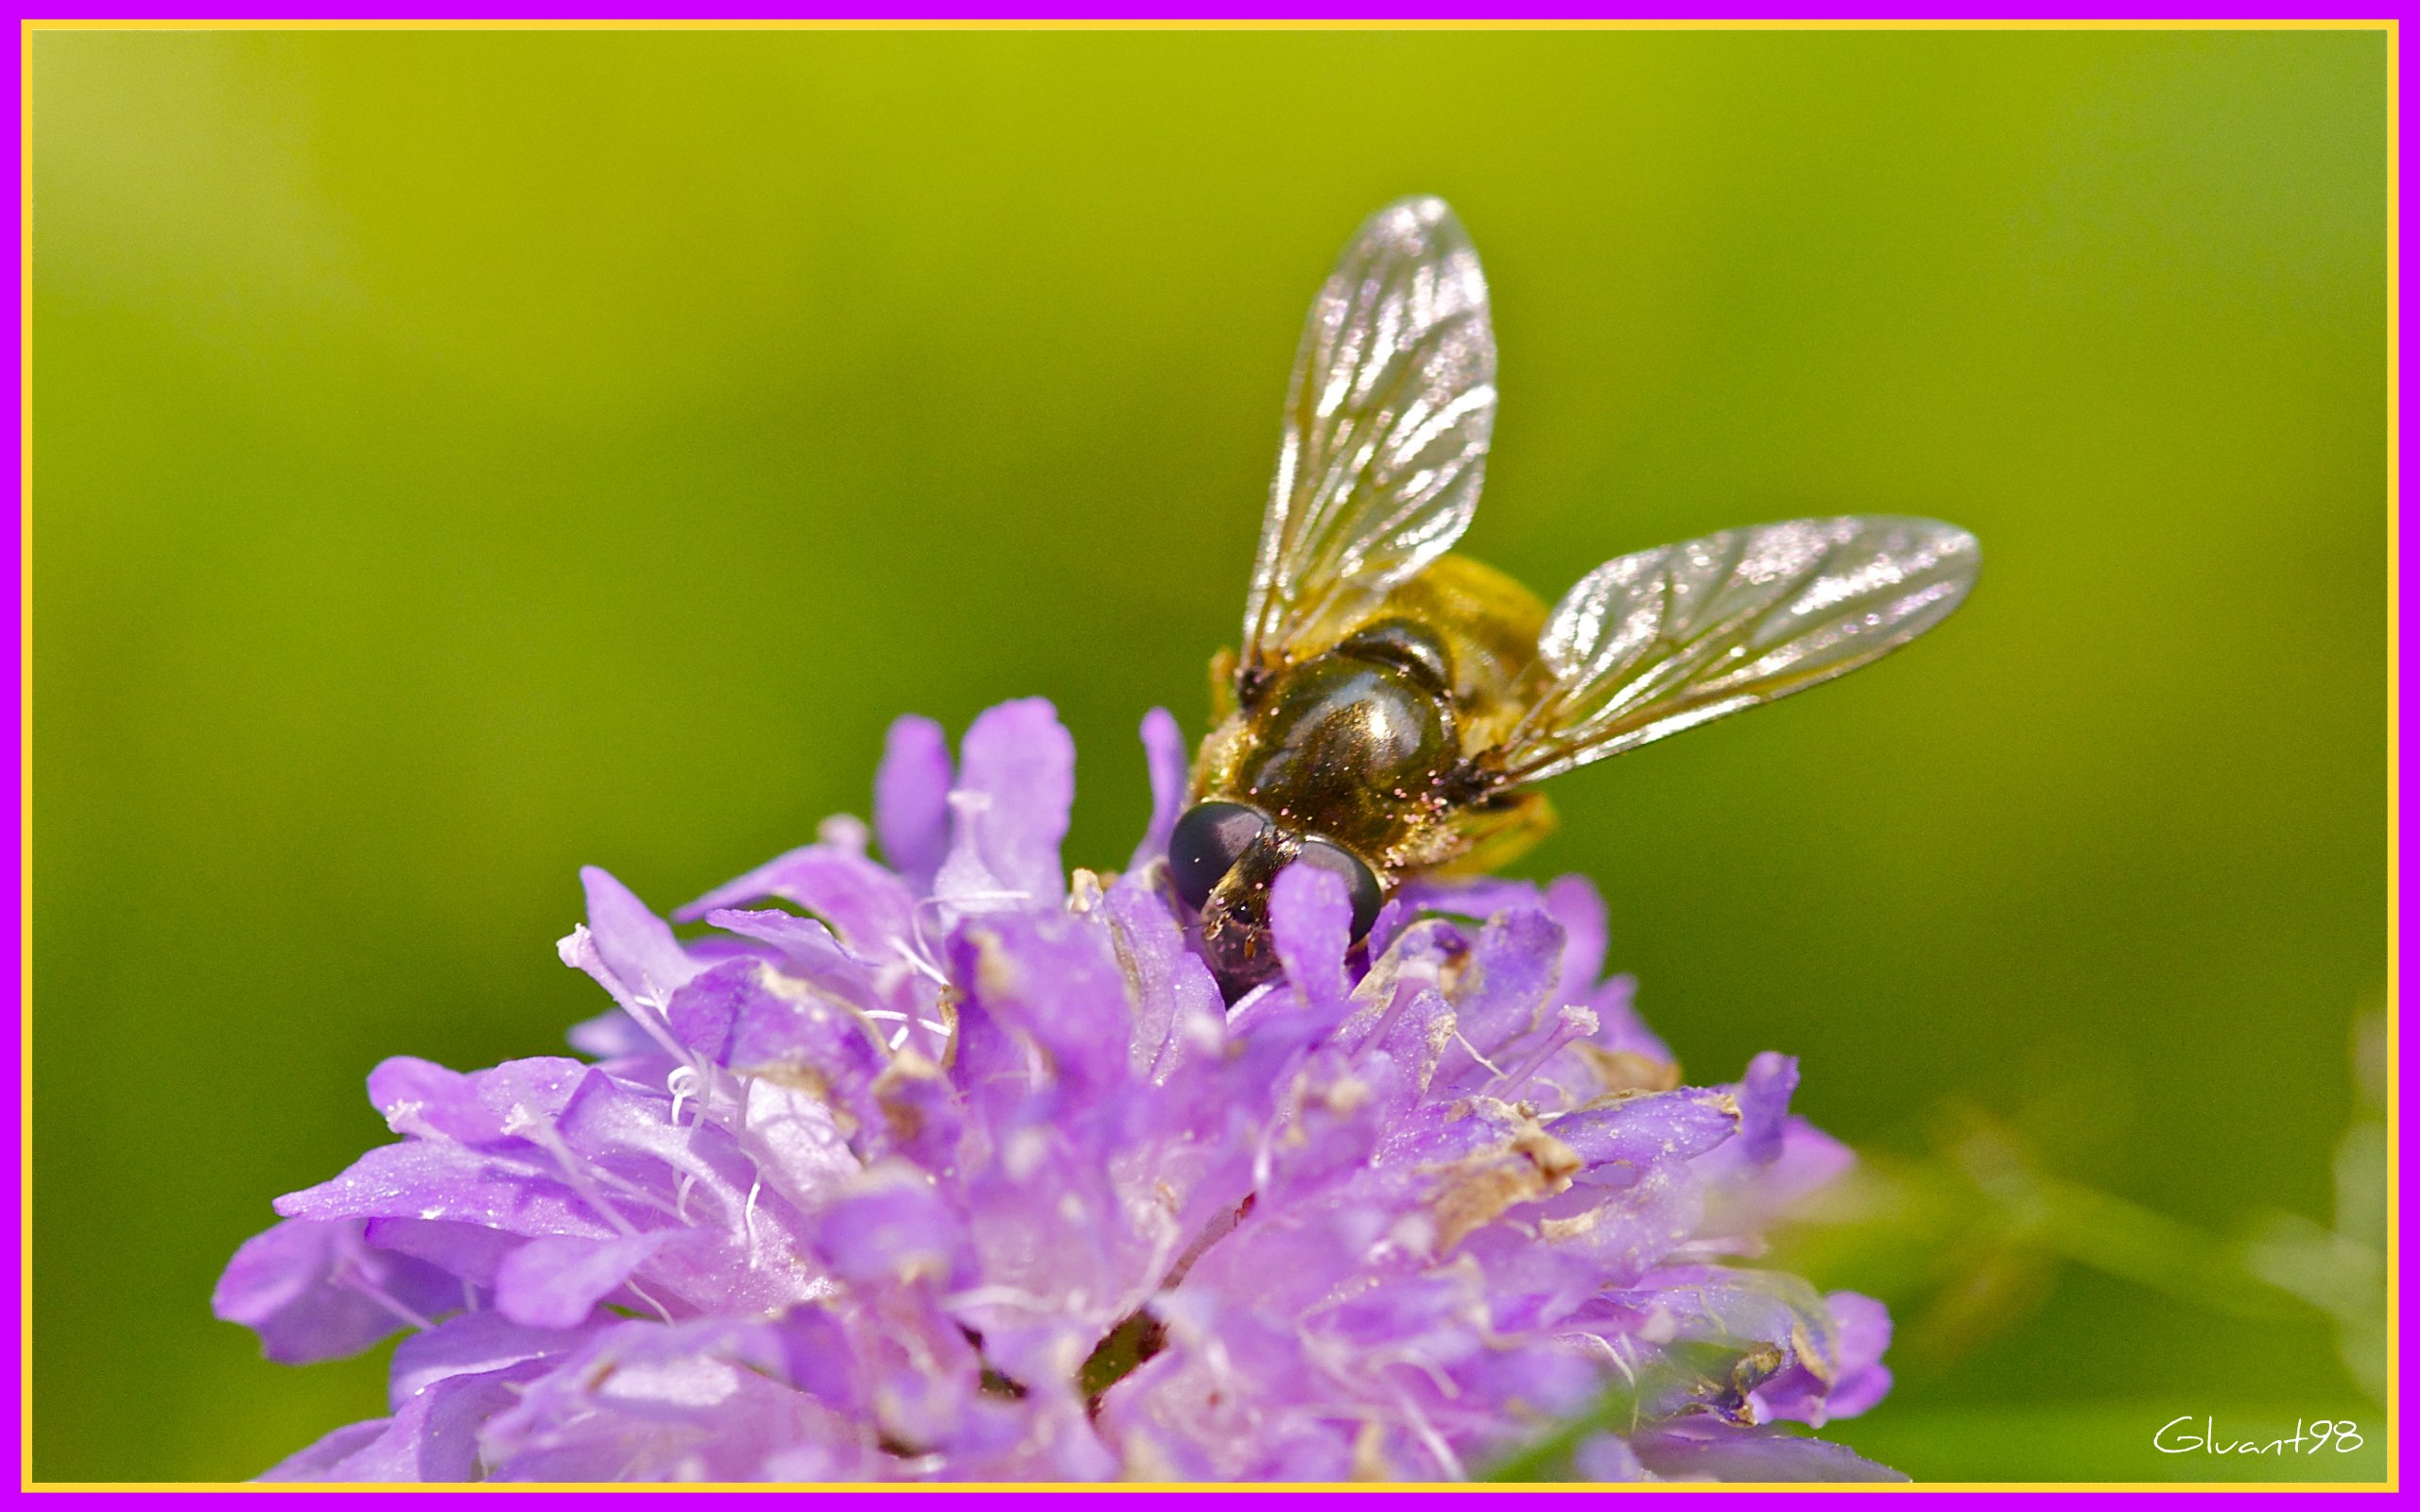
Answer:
1496 516 1980 782
1242 196 1496 666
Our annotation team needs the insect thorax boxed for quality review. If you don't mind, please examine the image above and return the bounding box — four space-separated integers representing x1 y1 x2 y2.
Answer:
1197 651 1457 863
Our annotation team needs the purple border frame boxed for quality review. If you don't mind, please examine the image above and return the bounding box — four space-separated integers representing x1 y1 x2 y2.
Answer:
1 7 2402 17
2 9 2400 1501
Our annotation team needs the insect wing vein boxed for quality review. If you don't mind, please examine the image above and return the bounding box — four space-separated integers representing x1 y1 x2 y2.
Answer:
1243 196 1497 667
1500 516 1980 782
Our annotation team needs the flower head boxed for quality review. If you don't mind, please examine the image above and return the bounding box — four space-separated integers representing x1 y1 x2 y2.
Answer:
216 698 1896 1482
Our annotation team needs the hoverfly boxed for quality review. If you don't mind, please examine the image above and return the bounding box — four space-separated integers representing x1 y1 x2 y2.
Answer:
1170 196 1980 994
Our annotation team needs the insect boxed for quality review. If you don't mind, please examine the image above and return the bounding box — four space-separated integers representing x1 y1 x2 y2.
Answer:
1170 196 1981 994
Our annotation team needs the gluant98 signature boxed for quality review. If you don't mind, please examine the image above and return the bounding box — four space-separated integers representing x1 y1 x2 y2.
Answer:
2154 1417 2364 1456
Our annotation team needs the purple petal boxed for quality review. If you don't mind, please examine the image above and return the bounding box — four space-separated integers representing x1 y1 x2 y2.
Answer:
272 1141 621 1241
1737 1052 1799 1164
1549 1090 1740 1183
1822 1291 1893 1419
362 1218 519 1289
268 1361 550 1482
1586 973 1672 1066
1365 895 1415 962
1128 707 1189 873
1441 908 1566 1069
717 961 887 1117
1697 1118 1857 1240
368 1058 508 1143
814 1168 966 1287
1336 918 1464 1050
365 1057 586 1146
1544 874 1609 1007
859 1050 963 1173
827 1292 987 1455
663 958 752 1060
257 1419 389 1482
389 1309 598 1406
946 697 1075 907
1572 1432 1651 1482
958 1133 1154 1387
579 867 702 1005
952 911 1134 1113
1368 987 1456 1122
876 714 955 890
495 1232 678 1330
1102 874 1224 1079
1253 1055 1386 1209
1270 862 1351 1013
768 1306 864 1417
566 1007 653 1061
676 844 921 966
707 910 879 1005
1629 1421 1906 1483
729 1078 864 1215
1398 874 1548 921
214 1218 463 1365
480 1317 869 1482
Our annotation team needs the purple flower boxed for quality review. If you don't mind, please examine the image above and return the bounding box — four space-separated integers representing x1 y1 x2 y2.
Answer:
215 698 1898 1483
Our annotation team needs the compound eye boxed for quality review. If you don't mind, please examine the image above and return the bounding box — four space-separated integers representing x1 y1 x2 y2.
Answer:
1168 801 1269 910
1290 838 1385 943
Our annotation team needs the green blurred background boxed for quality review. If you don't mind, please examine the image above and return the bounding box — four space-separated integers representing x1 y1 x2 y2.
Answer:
31 28 2389 1484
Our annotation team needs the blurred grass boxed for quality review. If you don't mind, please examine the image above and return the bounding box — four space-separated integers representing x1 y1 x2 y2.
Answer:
28 28 2388 1482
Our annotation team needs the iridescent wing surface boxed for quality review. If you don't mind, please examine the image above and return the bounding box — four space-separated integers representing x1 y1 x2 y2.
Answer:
1241 196 1496 668
1495 516 1980 782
